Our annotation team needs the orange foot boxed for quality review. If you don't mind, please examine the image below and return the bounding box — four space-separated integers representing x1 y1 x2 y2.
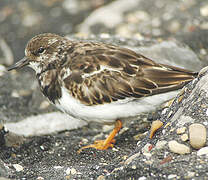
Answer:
78 120 122 153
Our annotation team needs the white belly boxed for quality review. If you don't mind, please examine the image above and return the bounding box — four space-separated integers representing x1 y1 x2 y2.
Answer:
55 87 179 124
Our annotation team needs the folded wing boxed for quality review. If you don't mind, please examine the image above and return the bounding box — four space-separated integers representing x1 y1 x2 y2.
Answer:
62 43 197 105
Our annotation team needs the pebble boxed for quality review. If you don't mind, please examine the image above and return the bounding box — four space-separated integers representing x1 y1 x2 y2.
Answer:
189 123 207 149
142 143 152 157
97 175 105 180
124 152 140 165
13 164 24 172
0 65 6 76
37 177 44 180
66 168 77 175
155 140 167 150
181 134 188 142
176 127 186 134
200 4 208 16
39 101 50 109
197 147 208 156
54 166 63 169
185 171 195 178
142 143 152 154
138 177 147 180
168 20 181 33
168 174 177 179
11 90 20 98
168 140 190 155
18 89 32 96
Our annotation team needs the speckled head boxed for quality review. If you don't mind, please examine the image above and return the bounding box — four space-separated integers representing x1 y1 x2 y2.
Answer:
8 33 69 73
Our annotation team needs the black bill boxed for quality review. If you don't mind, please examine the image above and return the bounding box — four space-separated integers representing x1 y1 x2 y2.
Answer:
7 57 29 71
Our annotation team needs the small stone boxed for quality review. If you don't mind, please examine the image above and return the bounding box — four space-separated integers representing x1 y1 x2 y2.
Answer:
181 134 188 142
66 168 77 175
82 138 89 144
176 127 186 134
37 177 44 180
18 89 31 96
168 174 177 179
206 108 208 116
97 175 105 180
132 165 137 169
13 164 24 172
54 166 63 169
189 123 207 149
200 4 208 16
124 152 140 165
39 101 50 109
178 116 195 126
186 171 195 178
155 140 167 150
168 20 181 33
142 143 152 154
70 168 77 175
0 65 6 76
145 160 153 165
99 33 110 39
138 177 147 180
168 140 190 155
197 147 208 156
11 90 20 98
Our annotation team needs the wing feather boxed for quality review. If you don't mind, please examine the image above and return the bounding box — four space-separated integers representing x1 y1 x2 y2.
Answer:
61 42 197 105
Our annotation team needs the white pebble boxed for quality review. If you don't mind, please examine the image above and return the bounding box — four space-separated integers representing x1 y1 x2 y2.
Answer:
39 101 50 109
124 152 140 165
200 4 208 16
197 147 208 156
181 134 188 142
13 164 24 172
168 174 177 179
206 108 208 116
155 141 167 150
11 90 20 98
189 123 207 149
66 167 77 175
54 166 63 169
186 171 195 178
37 177 44 180
0 65 6 76
138 176 147 180
168 140 190 155
176 127 186 134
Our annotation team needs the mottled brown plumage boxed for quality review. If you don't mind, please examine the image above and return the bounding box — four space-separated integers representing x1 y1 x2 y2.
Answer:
8 33 198 150
9 33 197 106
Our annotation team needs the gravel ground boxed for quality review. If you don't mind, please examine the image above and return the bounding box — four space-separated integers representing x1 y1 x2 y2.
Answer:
1 0 208 179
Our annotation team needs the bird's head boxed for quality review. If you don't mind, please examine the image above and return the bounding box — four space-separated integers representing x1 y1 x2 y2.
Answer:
8 33 68 74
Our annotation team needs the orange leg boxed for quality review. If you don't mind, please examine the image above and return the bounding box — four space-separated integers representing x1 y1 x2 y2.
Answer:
78 120 122 153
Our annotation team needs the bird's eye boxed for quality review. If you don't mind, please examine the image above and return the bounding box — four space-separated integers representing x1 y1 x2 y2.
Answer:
37 47 45 54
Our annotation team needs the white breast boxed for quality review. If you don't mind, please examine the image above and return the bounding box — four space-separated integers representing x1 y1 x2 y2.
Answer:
55 87 179 124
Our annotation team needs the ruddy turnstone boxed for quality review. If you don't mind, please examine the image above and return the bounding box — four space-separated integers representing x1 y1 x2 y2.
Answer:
8 33 198 151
